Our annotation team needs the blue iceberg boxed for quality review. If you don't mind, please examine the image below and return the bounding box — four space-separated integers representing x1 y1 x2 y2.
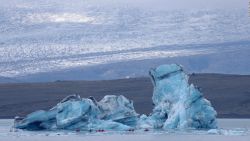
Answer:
15 95 138 131
15 64 217 131
138 64 217 129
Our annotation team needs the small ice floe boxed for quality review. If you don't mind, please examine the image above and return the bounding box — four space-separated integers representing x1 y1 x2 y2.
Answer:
208 128 248 136
207 129 220 135
220 128 248 136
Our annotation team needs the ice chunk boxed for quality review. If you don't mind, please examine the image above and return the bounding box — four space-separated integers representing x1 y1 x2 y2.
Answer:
208 129 220 134
15 95 138 131
14 110 57 130
98 95 138 126
56 98 100 129
145 64 217 129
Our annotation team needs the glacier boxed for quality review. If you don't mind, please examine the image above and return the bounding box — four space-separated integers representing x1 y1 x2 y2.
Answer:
15 64 217 131
1 1 250 80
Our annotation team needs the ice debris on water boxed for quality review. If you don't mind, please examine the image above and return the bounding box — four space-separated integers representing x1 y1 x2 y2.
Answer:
207 129 248 136
15 64 217 131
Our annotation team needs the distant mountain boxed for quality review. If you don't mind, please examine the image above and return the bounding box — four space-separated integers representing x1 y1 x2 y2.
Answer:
0 76 22 83
14 41 250 82
0 1 250 82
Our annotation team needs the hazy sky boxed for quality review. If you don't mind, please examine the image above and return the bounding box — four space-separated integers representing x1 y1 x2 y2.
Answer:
87 0 248 10
0 0 248 10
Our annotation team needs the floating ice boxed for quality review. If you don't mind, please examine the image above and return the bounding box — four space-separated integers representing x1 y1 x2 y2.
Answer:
15 95 138 131
15 64 217 131
139 64 217 129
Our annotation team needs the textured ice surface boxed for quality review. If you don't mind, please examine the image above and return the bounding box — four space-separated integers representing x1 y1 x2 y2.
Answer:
15 64 217 131
0 0 250 81
15 95 138 131
138 64 217 129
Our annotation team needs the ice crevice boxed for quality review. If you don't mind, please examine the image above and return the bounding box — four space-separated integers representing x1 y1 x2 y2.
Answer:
14 64 217 131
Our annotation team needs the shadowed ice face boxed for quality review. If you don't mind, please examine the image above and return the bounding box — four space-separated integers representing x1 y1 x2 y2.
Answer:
149 68 157 87
149 64 183 87
149 64 186 105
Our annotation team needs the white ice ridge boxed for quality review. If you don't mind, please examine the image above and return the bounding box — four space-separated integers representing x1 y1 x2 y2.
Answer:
14 64 217 131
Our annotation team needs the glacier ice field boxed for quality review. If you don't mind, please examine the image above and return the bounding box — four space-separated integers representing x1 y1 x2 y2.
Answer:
0 0 250 82
14 64 217 131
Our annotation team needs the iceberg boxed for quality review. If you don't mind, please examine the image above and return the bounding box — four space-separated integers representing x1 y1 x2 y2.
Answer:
138 64 217 129
15 95 138 131
15 64 217 131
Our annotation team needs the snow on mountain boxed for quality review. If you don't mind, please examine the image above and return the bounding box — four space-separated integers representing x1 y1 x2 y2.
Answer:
0 0 250 82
